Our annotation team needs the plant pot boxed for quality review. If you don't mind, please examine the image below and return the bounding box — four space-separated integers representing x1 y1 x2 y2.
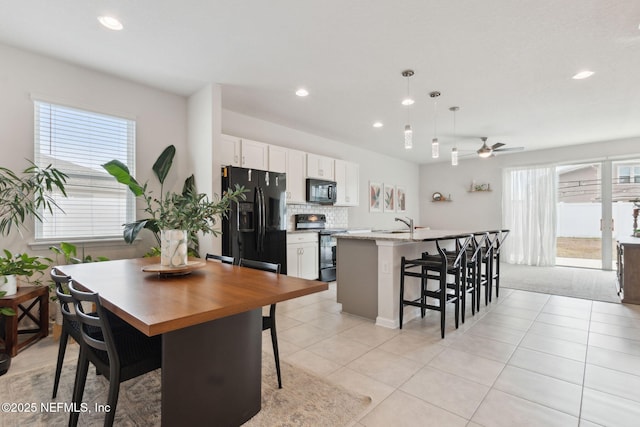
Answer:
160 229 188 267
0 275 17 296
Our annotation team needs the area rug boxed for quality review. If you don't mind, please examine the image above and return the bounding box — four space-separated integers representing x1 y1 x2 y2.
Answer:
0 355 371 427
500 263 620 303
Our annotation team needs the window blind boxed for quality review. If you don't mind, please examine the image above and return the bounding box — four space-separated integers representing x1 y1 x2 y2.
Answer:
33 101 136 240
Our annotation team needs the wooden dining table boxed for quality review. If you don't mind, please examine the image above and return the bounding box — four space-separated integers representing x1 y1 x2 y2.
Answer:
57 257 328 426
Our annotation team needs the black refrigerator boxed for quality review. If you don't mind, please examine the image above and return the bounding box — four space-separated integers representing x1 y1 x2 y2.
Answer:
221 166 287 274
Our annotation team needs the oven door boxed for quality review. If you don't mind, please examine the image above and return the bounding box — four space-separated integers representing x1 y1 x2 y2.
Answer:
319 232 338 282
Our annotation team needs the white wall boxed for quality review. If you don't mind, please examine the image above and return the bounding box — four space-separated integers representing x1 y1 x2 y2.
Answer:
222 110 421 230
419 137 640 230
0 43 188 259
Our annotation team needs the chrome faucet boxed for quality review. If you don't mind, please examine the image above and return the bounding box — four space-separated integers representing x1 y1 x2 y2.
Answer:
395 216 414 234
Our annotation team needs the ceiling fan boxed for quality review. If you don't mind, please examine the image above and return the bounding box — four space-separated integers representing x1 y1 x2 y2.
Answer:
476 137 523 158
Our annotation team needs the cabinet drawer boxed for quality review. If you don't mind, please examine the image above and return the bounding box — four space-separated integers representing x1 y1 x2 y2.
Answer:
287 233 318 244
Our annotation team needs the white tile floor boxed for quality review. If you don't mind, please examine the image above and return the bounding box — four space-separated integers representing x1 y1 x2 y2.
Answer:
7 284 640 426
266 284 640 426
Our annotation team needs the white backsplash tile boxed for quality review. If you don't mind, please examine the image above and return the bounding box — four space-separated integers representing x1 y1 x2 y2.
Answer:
287 204 348 231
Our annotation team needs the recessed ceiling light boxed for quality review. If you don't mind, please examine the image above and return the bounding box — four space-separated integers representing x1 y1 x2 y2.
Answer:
295 88 309 97
98 16 123 31
401 97 414 106
372 122 383 128
572 70 594 80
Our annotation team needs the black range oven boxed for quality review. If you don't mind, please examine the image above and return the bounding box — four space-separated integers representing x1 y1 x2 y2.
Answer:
294 214 345 282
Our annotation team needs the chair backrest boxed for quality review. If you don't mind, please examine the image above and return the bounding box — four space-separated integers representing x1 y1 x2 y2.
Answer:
495 229 510 253
469 232 490 263
68 281 116 360
238 258 281 274
205 253 235 265
438 235 472 268
482 232 500 261
51 268 75 320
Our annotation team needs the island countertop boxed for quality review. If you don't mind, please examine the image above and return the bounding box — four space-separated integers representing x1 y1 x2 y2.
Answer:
334 228 480 242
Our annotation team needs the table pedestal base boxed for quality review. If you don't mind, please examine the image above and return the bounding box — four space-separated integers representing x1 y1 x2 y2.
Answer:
162 309 262 425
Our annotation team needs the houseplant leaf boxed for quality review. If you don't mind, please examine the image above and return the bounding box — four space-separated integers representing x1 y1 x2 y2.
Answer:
152 145 176 186
102 160 144 196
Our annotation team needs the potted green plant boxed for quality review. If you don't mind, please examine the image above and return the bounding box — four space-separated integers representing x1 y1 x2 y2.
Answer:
102 145 246 265
0 162 67 294
0 161 66 374
0 249 51 295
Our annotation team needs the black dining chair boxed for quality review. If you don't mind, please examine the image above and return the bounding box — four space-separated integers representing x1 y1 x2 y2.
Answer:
238 258 283 389
205 253 235 264
51 268 129 399
68 281 162 427
490 229 510 300
459 232 489 320
478 232 500 310
399 235 472 338
51 268 75 399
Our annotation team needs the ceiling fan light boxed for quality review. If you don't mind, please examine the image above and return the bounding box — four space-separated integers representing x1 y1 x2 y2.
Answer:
404 125 413 149
451 147 458 166
478 149 492 158
431 138 439 158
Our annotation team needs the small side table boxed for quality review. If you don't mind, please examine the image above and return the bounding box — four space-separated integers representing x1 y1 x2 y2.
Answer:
0 286 49 356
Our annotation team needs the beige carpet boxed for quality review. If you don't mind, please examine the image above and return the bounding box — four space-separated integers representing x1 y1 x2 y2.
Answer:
500 263 620 303
0 355 371 427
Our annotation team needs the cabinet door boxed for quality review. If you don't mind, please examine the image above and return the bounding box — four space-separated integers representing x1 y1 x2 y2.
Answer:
287 149 306 204
345 161 359 205
334 159 359 206
307 153 335 180
220 134 241 166
298 243 319 280
286 244 300 277
241 138 269 170
268 145 287 173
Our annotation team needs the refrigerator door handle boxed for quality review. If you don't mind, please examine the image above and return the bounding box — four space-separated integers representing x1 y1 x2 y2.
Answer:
254 187 262 251
260 187 267 252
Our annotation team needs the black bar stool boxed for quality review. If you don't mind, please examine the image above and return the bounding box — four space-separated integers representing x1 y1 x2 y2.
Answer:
461 232 489 320
399 235 472 338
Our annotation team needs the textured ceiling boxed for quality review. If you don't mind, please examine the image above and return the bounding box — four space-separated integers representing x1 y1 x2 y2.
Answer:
1 0 639 163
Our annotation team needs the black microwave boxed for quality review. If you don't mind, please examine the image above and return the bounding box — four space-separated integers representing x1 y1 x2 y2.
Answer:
306 178 337 204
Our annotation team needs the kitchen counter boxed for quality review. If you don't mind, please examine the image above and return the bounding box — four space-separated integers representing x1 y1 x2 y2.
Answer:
335 228 500 328
335 228 474 242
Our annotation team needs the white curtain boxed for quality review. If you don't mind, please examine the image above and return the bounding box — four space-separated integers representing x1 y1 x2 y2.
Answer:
502 166 557 266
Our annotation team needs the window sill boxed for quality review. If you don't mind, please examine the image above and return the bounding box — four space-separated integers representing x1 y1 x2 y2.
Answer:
28 237 140 251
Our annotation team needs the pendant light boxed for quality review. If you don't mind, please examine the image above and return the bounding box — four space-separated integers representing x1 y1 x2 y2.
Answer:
450 106 459 166
430 91 441 158
402 70 414 149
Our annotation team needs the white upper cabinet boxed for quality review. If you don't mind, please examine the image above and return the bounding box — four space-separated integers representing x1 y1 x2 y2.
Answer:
306 153 335 180
220 134 241 167
268 145 287 173
334 159 360 206
240 138 269 170
286 148 306 204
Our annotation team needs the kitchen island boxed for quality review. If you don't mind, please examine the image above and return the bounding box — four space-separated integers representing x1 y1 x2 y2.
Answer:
335 229 482 328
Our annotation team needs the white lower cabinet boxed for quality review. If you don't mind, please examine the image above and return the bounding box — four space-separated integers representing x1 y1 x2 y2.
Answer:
287 233 319 280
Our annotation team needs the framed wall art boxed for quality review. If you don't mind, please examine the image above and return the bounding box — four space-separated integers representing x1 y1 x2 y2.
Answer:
396 186 406 213
383 184 395 212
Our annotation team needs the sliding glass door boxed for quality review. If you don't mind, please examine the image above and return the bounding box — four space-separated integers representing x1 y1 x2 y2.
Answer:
555 159 640 270
556 163 603 269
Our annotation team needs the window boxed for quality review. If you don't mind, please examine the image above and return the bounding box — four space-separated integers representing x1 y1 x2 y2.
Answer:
34 100 136 240
617 165 640 184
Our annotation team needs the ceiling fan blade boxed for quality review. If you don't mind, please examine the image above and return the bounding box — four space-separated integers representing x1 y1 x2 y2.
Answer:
491 142 505 150
493 146 524 152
